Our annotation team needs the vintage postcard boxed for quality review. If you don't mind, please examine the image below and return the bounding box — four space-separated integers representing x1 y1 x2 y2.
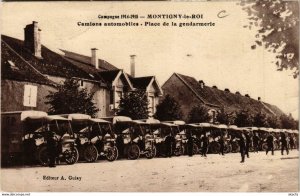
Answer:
0 0 299 193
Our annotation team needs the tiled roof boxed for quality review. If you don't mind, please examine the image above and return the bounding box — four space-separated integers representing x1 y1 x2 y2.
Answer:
174 73 285 116
129 76 154 90
175 73 220 107
1 39 56 86
1 35 97 81
60 49 119 72
98 70 120 84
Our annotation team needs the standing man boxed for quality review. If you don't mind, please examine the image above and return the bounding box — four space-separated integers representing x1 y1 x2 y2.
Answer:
266 132 274 155
201 132 209 157
186 130 194 157
245 131 251 158
280 132 289 155
238 132 246 163
219 133 225 156
289 134 295 151
164 133 173 158
253 132 260 153
47 130 58 168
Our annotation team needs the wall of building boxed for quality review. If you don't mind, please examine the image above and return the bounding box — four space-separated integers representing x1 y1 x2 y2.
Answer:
46 75 109 117
1 79 56 112
147 83 160 117
84 81 108 118
161 74 204 121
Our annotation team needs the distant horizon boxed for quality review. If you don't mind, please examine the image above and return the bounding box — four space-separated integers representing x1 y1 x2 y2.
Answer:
1 2 298 119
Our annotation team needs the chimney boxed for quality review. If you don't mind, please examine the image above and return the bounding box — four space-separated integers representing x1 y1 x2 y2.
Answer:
91 48 99 69
199 80 205 89
212 85 218 89
224 88 230 93
258 97 261 101
24 21 42 58
130 55 136 77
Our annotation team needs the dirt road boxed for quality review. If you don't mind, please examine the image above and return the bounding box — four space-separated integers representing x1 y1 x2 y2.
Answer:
1 150 298 192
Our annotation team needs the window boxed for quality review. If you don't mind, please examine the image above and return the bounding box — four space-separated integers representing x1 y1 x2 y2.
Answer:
115 91 123 108
212 110 216 122
79 80 84 87
110 90 114 104
149 96 155 115
23 85 37 107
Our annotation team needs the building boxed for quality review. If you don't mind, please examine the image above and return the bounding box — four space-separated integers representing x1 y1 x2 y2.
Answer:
129 75 163 116
61 49 163 117
1 21 163 117
162 73 285 122
1 34 56 112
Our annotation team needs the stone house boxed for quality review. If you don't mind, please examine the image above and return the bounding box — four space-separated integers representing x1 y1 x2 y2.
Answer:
1 21 163 117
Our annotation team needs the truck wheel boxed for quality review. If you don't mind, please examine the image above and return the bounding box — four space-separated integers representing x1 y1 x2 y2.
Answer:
106 146 119 162
83 145 99 162
274 143 279 150
127 144 140 160
65 147 79 165
174 147 183 156
37 146 49 166
145 146 156 159
193 143 199 155
262 143 268 151
231 142 240 153
209 142 220 154
224 144 231 153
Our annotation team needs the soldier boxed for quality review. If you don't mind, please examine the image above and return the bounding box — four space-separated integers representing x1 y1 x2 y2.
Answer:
289 134 295 151
245 131 251 158
46 130 58 168
201 132 209 157
164 133 173 158
238 132 246 163
296 134 299 150
266 132 274 155
186 130 194 157
219 133 225 156
253 132 260 153
280 132 289 155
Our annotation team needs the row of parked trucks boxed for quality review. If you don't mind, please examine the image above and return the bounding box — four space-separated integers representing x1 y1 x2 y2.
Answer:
1 111 299 166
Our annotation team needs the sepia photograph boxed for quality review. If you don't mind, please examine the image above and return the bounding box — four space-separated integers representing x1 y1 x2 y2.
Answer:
0 0 299 193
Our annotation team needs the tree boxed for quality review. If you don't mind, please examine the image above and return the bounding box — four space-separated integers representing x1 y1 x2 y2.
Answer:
188 104 211 123
117 89 149 120
234 110 253 127
253 112 269 127
240 0 299 78
154 94 183 121
266 115 282 129
216 108 235 125
280 113 297 129
46 78 99 117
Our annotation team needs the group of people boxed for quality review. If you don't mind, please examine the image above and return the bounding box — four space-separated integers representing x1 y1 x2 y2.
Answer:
168 130 298 164
264 132 291 156
238 131 296 163
162 131 210 158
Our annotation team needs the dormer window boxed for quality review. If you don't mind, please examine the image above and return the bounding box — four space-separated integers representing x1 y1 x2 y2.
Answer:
8 60 19 70
199 80 205 89
78 80 85 88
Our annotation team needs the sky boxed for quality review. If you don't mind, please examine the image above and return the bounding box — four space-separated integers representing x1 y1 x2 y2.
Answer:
1 2 299 119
